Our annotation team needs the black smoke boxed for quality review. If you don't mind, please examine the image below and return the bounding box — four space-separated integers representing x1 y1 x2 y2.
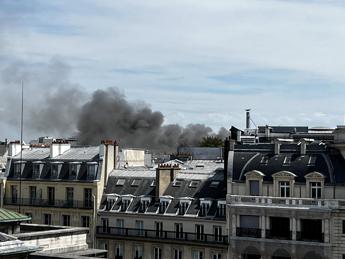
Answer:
0 59 229 151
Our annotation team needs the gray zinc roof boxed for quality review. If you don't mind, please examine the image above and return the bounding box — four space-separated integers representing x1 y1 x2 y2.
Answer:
53 146 99 161
13 148 50 160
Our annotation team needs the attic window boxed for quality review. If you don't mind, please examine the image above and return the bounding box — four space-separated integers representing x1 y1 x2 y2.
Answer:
210 181 220 188
195 164 204 168
131 179 141 186
260 156 269 165
150 179 156 186
283 156 291 166
189 181 199 188
173 180 182 187
116 179 126 186
308 156 317 166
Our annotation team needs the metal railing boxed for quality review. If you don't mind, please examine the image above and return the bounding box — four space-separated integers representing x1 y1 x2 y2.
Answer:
230 195 345 209
4 198 93 209
96 227 228 245
266 230 292 240
296 231 324 243
236 227 261 238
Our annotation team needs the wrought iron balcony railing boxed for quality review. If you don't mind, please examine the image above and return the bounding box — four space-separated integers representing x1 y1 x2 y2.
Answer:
96 226 228 245
236 227 261 238
4 198 93 209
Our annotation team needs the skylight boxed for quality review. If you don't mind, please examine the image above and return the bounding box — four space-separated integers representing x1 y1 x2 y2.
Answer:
116 179 126 186
173 180 182 187
189 180 199 188
131 179 141 186
210 181 220 188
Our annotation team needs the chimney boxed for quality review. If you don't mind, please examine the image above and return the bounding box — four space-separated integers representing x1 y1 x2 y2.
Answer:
246 109 251 129
274 141 281 155
300 139 307 155
8 141 21 157
156 164 180 199
265 125 271 140
50 139 71 158
100 140 115 187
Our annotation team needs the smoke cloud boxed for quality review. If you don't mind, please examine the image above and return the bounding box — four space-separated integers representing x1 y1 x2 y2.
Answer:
0 59 229 151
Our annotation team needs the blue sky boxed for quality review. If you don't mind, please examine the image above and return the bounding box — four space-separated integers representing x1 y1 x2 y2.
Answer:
1 0 345 139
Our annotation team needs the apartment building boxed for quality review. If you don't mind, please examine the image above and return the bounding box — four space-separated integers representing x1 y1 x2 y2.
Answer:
96 159 227 259
3 139 116 244
225 126 345 259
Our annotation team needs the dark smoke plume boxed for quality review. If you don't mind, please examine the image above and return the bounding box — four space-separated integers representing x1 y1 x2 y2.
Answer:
77 88 228 151
0 59 229 151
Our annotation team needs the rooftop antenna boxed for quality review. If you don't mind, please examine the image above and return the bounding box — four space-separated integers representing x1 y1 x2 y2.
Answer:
19 80 24 213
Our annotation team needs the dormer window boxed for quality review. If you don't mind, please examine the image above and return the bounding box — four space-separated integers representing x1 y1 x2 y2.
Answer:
131 179 142 186
50 162 62 178
87 162 98 180
283 156 292 166
179 201 190 215
116 179 126 186
310 182 322 199
260 156 269 165
173 180 182 187
159 199 170 213
121 198 132 211
69 162 81 180
199 201 211 216
189 181 200 188
244 170 265 196
32 162 42 178
279 181 290 197
106 197 116 210
308 155 317 166
217 201 226 217
14 161 25 178
140 198 151 212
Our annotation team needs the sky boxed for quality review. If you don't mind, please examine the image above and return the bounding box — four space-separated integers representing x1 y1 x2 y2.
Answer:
1 0 345 140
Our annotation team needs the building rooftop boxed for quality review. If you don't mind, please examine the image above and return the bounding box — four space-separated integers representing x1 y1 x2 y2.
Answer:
0 208 31 223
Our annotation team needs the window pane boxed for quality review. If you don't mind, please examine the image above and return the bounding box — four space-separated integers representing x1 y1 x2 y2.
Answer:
249 180 259 196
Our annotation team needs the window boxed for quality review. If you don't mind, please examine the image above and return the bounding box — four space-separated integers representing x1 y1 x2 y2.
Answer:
342 220 345 234
200 202 210 216
238 215 261 238
115 243 123 259
131 179 141 186
173 180 182 187
173 248 182 259
69 163 78 179
84 188 92 208
14 163 22 177
66 187 74 207
213 226 222 242
175 223 183 239
189 181 199 188
150 179 156 186
260 156 269 165
11 185 18 204
29 186 36 205
116 179 126 186
179 201 189 215
44 214 51 225
310 182 322 199
106 197 116 210
140 199 150 212
51 164 59 178
134 245 143 259
81 216 90 227
159 200 169 213
217 203 226 217
249 180 259 196
195 224 204 241
212 253 222 259
47 187 55 205
121 199 131 211
62 215 71 226
154 247 162 259
135 220 144 236
283 156 291 166
33 163 40 178
279 181 290 197
308 156 317 166
101 218 109 233
87 163 97 180
116 219 124 234
155 221 163 238
192 250 203 259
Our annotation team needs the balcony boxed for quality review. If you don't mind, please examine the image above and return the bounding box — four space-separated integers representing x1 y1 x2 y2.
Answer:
96 227 228 245
4 198 93 209
229 195 345 210
296 231 324 243
236 227 261 238
266 229 292 240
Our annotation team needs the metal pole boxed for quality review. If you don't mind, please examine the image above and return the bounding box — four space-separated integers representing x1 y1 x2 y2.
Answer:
19 80 24 213
92 194 96 249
